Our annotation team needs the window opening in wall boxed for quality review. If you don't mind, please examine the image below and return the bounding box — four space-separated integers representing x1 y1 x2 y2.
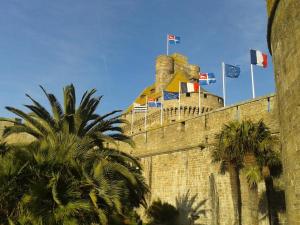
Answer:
171 119 176 123
140 94 145 99
236 106 240 120
267 97 271 112
186 93 191 97
181 121 186 131
150 88 155 94
205 135 208 144
204 93 207 98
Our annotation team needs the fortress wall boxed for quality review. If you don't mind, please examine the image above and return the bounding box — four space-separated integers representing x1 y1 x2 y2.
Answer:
120 95 278 225
0 94 281 224
121 94 279 156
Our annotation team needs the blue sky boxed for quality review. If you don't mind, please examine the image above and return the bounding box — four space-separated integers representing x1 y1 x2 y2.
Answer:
0 0 274 117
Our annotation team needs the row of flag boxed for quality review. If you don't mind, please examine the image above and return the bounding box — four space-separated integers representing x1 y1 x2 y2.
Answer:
129 34 269 132
133 72 217 111
167 34 268 67
167 34 268 100
133 49 267 111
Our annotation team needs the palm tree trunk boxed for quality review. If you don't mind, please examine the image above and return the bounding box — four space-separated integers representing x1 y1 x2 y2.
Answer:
228 163 241 225
241 153 259 225
265 177 279 225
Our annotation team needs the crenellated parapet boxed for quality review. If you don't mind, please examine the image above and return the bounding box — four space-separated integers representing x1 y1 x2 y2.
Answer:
122 91 223 134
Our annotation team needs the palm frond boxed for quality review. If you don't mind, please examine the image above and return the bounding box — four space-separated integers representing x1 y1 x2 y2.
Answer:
40 85 63 122
5 107 47 137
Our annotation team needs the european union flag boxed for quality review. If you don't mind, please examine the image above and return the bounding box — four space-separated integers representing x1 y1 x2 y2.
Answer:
163 91 179 100
225 64 240 78
148 101 162 107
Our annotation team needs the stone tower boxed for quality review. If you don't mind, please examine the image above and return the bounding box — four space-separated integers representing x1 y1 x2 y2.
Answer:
155 55 174 93
266 0 300 223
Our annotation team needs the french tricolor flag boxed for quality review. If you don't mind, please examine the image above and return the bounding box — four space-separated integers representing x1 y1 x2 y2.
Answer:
250 49 268 68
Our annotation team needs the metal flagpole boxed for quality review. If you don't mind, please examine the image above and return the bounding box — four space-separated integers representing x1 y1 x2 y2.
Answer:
166 34 169 55
179 81 181 120
222 62 226 107
198 81 201 115
161 90 164 125
131 110 134 134
144 96 148 131
250 64 256 99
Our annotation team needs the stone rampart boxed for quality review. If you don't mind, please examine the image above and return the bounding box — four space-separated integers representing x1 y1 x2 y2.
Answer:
120 94 280 225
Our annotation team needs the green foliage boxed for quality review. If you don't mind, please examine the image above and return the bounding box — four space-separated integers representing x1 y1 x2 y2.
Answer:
146 192 207 225
0 85 149 225
212 119 282 225
243 166 262 189
147 200 178 225
212 119 281 184
211 120 244 171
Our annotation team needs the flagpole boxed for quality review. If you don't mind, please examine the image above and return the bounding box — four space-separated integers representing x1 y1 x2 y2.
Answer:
250 64 256 99
166 34 169 55
179 81 181 120
161 90 164 125
222 62 226 107
145 96 148 131
198 81 201 115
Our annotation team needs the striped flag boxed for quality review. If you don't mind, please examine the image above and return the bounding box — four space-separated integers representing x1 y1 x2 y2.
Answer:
180 82 199 93
133 103 147 113
250 49 268 68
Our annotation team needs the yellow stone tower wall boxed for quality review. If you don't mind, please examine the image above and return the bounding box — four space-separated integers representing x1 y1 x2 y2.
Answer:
267 0 300 223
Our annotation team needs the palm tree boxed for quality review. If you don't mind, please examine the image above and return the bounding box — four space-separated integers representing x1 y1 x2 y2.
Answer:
212 120 278 225
1 84 132 147
146 191 207 225
147 200 179 225
212 121 243 225
0 84 148 224
175 191 207 225
255 133 282 225
0 136 129 224
239 120 280 225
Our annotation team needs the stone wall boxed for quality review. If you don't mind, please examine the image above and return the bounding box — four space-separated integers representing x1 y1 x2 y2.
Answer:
120 94 281 225
267 1 300 224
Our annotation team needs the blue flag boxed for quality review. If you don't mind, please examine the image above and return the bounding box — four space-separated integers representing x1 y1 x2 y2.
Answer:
148 101 162 108
225 64 240 78
163 91 179 100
